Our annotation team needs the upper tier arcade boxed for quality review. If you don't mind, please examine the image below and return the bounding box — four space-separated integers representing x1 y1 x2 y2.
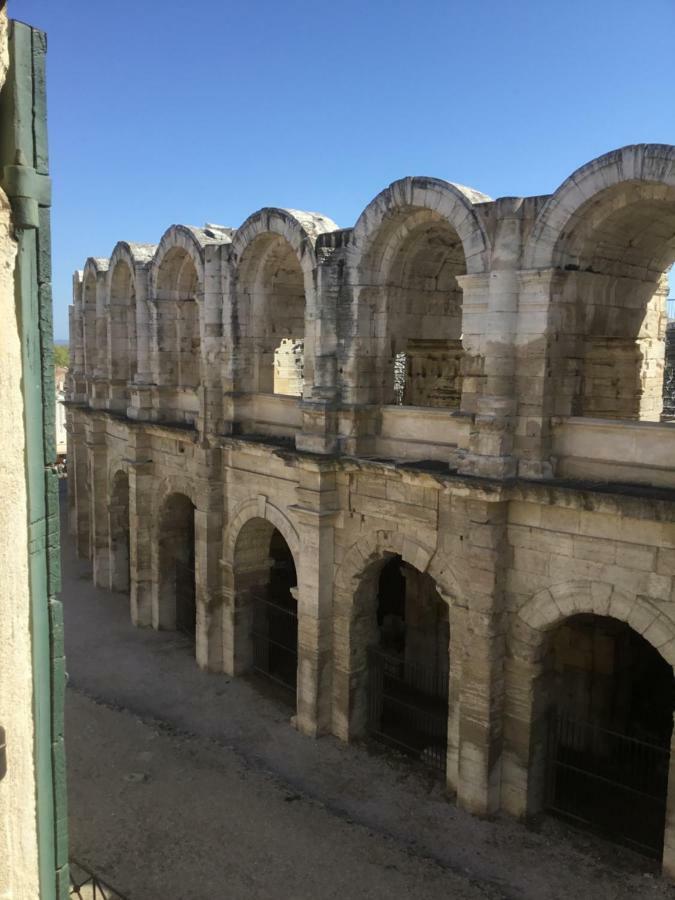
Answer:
68 144 675 489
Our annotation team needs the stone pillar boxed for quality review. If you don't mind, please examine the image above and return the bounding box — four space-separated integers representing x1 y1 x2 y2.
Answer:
296 234 342 454
453 497 507 815
87 419 111 588
291 462 338 736
92 267 109 410
661 720 675 878
500 648 542 818
199 244 225 438
127 432 153 626
457 273 489 419
638 273 668 421
69 411 90 556
459 203 524 479
512 269 564 479
220 256 237 435
194 463 224 671
445 612 463 794
130 268 159 422
69 272 87 403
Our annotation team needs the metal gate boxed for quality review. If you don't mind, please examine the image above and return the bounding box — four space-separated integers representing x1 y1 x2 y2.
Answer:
546 710 670 858
368 646 448 774
252 595 298 696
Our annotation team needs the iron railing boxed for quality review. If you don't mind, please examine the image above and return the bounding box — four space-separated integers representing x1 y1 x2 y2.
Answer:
251 594 298 696
547 710 671 858
368 646 449 774
69 860 127 899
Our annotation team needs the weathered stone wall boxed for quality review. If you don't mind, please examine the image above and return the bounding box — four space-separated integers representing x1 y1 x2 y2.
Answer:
66 143 675 877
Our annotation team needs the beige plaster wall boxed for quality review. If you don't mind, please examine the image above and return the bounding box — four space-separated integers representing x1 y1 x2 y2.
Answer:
0 9 40 896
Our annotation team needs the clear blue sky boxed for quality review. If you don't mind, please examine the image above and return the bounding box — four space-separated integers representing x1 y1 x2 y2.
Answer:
16 0 675 339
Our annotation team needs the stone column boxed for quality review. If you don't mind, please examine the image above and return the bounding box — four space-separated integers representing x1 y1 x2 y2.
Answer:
198 244 224 439
87 419 111 588
500 647 542 818
453 496 507 815
194 461 225 671
127 431 153 626
662 719 675 878
220 254 237 435
69 272 86 403
513 269 565 479
458 273 490 418
290 462 338 735
459 202 524 479
130 265 157 422
445 611 464 794
296 234 343 454
69 410 90 556
92 268 109 410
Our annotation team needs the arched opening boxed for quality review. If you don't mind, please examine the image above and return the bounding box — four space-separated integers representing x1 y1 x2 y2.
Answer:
535 614 673 857
359 208 467 409
550 185 675 422
353 554 449 773
109 470 130 593
109 260 136 410
236 234 306 397
155 247 201 393
233 517 298 704
158 493 196 640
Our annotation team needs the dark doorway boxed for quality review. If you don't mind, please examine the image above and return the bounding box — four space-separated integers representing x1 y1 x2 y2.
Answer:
251 529 298 699
368 556 449 773
175 513 196 640
544 615 673 857
109 470 130 593
158 493 196 641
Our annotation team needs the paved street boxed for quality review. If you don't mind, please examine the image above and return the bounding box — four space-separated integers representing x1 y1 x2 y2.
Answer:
61 487 675 899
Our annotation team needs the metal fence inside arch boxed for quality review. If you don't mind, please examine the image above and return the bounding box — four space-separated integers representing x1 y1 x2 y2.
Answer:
367 646 449 775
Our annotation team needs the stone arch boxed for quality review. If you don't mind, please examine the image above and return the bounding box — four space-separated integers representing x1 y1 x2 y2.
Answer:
223 497 301 692
230 208 338 396
503 579 675 829
335 528 457 601
515 580 675 666
522 145 675 423
223 496 300 571
344 178 491 409
351 177 491 277
333 529 459 756
524 144 675 272
150 225 210 296
153 474 201 519
150 226 207 394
